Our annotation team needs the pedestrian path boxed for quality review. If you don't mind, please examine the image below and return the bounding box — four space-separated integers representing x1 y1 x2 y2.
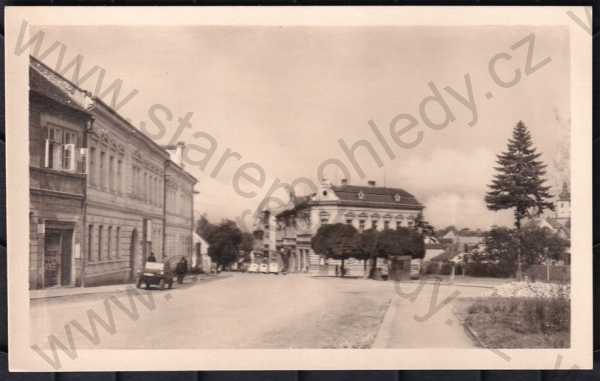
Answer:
29 273 220 300
372 282 490 348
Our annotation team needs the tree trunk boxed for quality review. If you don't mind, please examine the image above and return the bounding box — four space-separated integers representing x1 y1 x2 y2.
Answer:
340 258 345 277
515 216 523 280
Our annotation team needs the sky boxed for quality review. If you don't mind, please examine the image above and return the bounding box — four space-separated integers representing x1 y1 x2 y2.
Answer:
29 25 570 231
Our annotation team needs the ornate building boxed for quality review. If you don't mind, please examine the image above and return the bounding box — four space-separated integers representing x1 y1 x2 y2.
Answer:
254 179 425 275
29 57 198 289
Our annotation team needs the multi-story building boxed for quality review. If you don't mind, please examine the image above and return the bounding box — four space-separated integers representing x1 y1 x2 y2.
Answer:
28 62 93 289
84 97 170 286
255 179 425 275
163 143 197 264
29 57 198 289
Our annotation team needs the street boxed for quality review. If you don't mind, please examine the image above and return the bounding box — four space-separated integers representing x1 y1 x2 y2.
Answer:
30 273 490 350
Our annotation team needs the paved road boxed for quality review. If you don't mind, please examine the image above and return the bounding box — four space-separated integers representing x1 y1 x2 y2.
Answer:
30 273 491 351
30 273 394 349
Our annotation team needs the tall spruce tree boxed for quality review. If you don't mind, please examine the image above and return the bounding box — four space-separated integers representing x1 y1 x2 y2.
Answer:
485 121 554 227
485 121 554 277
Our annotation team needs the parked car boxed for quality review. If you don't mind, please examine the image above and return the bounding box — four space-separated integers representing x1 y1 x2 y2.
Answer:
268 262 280 274
136 261 174 290
259 263 269 273
410 259 422 279
248 263 259 273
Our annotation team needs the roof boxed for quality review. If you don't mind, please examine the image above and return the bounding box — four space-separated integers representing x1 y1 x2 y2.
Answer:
29 66 90 115
329 184 423 210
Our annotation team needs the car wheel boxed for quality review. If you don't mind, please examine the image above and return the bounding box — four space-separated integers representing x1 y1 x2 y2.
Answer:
159 279 165 290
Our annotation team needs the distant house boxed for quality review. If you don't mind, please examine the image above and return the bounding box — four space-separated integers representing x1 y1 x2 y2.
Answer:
192 232 211 272
440 227 485 251
526 182 571 246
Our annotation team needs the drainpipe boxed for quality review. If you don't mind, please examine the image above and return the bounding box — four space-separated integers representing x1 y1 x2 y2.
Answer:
162 161 168 259
81 116 94 288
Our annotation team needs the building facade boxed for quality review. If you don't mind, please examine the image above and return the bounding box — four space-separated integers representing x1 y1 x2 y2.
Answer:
255 179 425 275
163 143 196 265
29 57 198 289
28 63 92 289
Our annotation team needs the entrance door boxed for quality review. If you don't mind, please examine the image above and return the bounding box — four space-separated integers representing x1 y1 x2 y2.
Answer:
60 230 73 286
44 232 62 287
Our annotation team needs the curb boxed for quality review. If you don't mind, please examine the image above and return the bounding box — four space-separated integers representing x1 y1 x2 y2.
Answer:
395 280 498 290
30 274 226 301
371 295 397 348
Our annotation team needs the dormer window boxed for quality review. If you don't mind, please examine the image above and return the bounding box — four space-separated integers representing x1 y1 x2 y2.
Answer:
357 191 365 200
394 193 402 202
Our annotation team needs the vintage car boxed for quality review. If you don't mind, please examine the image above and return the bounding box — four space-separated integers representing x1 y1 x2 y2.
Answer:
268 262 280 274
136 261 174 290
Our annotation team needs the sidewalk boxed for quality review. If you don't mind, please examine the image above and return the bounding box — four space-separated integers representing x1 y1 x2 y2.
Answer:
29 273 221 300
394 275 511 289
372 281 491 348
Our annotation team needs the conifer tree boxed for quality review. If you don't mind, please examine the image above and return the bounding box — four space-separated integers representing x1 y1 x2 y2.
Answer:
485 121 554 228
485 121 554 277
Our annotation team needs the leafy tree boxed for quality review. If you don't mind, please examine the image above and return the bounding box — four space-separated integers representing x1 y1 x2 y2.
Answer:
485 121 554 228
196 214 217 239
482 226 568 276
485 121 554 277
352 228 379 277
311 223 357 276
413 212 435 236
206 220 243 267
376 227 425 260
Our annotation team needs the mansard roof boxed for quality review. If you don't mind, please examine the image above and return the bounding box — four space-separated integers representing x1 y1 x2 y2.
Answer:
329 184 423 210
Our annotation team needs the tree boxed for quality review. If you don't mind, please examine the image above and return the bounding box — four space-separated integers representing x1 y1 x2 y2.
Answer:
483 226 569 276
413 212 435 236
196 214 217 239
485 121 554 227
311 223 357 276
206 220 243 267
352 228 379 278
485 121 554 277
376 227 425 260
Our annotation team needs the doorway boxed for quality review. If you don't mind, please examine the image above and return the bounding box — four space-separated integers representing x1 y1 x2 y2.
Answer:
129 229 138 281
44 229 73 287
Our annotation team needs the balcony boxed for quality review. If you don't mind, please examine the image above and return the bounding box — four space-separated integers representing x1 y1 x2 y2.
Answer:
30 166 85 197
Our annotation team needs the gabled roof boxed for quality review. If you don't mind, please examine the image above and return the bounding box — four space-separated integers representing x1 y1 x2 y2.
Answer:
330 184 423 210
29 66 90 115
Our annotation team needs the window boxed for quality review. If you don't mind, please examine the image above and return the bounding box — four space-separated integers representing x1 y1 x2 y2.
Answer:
372 220 378 230
346 219 353 225
117 159 122 193
396 221 402 230
88 225 93 261
384 221 390 230
109 156 114 192
143 172 148 203
45 125 78 171
359 220 365 232
320 218 328 225
98 225 103 261
100 152 106 189
115 227 120 258
107 226 112 259
89 147 96 185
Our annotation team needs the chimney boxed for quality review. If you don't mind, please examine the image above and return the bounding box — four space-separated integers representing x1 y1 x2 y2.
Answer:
175 142 185 168
368 180 376 187
341 178 348 186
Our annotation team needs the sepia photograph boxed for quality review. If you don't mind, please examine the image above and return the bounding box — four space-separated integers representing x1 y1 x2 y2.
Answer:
5 6 593 371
